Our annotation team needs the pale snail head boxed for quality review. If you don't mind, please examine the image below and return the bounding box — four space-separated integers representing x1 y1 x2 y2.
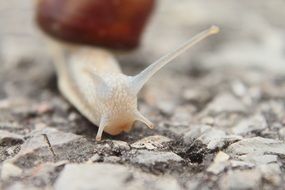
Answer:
92 74 153 141
82 26 220 141
35 0 219 141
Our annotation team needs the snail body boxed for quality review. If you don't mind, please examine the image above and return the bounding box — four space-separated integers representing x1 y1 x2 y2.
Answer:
54 45 143 139
36 0 219 141
50 27 219 141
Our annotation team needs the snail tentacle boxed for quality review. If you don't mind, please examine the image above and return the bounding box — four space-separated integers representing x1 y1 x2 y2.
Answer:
131 26 220 94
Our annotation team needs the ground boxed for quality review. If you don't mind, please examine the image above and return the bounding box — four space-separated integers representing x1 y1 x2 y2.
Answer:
1 1 285 190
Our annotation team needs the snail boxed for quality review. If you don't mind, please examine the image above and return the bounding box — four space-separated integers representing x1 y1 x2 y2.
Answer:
35 0 219 141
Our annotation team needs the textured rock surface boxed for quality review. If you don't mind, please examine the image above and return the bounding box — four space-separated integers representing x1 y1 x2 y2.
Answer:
1 1 285 190
0 130 24 146
183 125 241 150
10 128 94 168
55 163 181 190
219 170 262 190
1 162 23 180
130 150 183 165
207 151 229 174
227 137 285 156
131 135 172 150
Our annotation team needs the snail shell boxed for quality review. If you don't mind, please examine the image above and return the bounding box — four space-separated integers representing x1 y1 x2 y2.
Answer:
36 0 155 49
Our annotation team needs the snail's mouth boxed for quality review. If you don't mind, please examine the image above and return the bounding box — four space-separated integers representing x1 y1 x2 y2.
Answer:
123 122 135 132
103 121 134 135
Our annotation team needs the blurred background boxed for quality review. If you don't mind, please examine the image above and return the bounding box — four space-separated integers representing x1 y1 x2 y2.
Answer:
1 0 285 72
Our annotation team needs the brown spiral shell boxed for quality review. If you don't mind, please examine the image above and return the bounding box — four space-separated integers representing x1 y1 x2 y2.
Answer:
36 0 155 50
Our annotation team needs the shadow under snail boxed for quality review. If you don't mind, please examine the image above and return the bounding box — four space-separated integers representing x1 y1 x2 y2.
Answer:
35 0 219 141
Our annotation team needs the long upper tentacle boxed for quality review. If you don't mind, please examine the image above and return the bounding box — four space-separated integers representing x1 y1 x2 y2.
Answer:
130 25 219 94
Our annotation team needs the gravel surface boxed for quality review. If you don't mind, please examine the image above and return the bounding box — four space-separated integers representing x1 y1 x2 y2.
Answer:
1 1 285 190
